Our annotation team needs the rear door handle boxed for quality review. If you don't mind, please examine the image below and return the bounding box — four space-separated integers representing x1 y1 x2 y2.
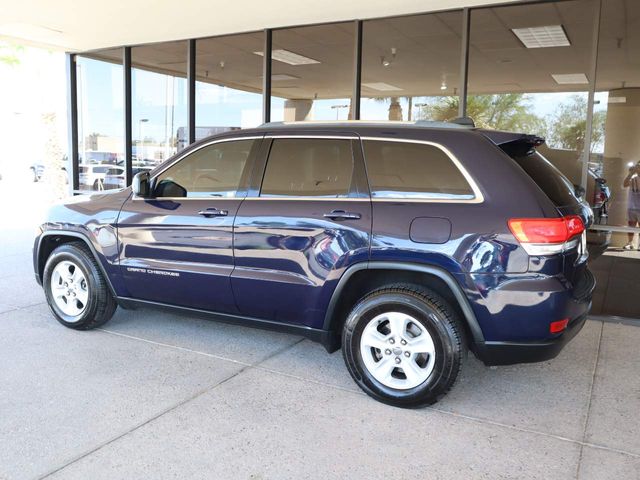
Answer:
323 209 362 220
198 208 228 217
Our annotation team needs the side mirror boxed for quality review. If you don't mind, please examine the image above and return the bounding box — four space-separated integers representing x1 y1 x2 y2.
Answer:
132 171 151 197
573 183 585 199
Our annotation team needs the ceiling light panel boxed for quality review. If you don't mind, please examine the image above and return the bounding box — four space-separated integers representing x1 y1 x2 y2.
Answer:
362 82 403 91
512 25 570 48
253 49 320 65
551 73 588 84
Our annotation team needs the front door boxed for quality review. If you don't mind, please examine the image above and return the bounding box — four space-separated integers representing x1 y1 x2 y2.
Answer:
231 135 371 328
118 137 261 312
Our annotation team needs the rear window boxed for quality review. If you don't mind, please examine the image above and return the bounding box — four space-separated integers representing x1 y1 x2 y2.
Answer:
508 150 579 207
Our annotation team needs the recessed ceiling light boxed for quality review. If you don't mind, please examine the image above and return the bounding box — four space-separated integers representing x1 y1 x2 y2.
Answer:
551 73 589 84
512 25 570 48
362 82 403 91
253 49 320 65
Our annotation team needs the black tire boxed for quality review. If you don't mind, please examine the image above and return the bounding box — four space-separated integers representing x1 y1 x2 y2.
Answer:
43 242 117 330
342 284 466 408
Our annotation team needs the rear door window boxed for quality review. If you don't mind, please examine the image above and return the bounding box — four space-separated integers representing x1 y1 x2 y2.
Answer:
260 138 354 198
362 140 475 200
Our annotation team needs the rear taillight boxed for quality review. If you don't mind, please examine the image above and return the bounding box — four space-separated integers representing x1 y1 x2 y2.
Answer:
508 215 585 255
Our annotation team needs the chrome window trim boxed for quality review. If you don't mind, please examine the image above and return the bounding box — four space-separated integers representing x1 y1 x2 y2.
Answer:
132 196 246 201
359 136 484 204
265 135 359 140
243 197 368 202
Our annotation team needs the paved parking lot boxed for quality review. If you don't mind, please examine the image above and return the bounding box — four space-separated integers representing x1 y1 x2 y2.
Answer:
1 184 639 479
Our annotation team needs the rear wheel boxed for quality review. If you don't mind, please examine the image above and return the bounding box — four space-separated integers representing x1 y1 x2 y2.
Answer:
342 284 466 407
43 243 116 329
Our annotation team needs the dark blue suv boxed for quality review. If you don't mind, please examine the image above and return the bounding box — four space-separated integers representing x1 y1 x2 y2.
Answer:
33 120 595 407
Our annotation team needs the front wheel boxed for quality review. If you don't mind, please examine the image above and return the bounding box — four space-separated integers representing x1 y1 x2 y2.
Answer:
342 284 466 408
43 243 117 330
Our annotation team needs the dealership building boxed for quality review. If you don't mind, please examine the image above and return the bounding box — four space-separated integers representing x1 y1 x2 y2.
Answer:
3 0 639 319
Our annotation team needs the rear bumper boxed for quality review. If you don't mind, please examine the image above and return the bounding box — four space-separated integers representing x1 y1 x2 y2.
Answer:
468 266 595 366
474 309 589 366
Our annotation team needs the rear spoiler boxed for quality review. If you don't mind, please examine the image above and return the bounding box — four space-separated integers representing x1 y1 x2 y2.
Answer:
480 130 545 157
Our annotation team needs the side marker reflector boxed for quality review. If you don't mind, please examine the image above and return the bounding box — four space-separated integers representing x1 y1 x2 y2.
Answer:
550 318 569 334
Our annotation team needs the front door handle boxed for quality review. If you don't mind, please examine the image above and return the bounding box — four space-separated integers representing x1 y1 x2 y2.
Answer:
198 208 228 218
323 209 362 220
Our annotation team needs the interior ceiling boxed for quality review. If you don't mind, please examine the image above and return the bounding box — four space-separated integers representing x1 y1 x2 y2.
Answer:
0 0 516 51
84 0 639 99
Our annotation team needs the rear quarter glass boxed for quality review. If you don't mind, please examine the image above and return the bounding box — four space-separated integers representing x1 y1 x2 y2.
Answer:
509 151 580 208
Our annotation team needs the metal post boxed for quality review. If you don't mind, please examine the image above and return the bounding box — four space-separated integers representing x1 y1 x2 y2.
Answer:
262 29 272 124
581 0 602 192
458 8 471 118
65 53 79 193
123 47 133 186
352 20 363 120
187 39 196 144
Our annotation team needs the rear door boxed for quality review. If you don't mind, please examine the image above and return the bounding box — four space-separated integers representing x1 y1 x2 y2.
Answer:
117 136 261 312
231 134 371 327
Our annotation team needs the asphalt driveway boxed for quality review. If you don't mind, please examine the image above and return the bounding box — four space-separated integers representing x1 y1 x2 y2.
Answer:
1 183 639 479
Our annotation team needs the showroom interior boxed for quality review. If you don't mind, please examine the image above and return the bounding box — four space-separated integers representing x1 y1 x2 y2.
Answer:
64 0 638 320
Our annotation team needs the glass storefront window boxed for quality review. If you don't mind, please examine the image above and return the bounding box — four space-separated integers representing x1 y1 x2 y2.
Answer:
76 50 123 191
132 41 188 175
361 11 462 121
68 0 640 319
589 0 640 234
467 0 596 188
270 23 354 122
585 0 640 320
196 33 264 136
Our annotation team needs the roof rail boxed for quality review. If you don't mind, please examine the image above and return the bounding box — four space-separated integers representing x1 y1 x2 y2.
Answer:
258 119 475 129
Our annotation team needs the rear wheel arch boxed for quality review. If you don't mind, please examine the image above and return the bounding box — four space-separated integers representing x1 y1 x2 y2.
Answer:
323 262 484 352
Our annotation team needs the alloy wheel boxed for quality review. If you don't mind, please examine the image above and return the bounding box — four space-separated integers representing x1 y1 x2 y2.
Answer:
50 260 89 319
359 311 436 390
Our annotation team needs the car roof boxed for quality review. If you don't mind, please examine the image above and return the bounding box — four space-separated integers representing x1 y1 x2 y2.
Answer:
199 119 481 141
176 119 542 163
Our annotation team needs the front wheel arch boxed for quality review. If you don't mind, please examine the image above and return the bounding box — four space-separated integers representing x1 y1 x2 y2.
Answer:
36 232 117 298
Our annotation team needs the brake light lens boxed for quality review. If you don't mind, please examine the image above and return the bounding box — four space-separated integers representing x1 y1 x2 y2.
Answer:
508 215 585 255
